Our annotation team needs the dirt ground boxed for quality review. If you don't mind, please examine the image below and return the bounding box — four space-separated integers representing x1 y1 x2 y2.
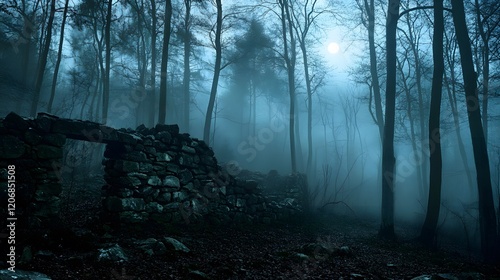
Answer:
22 214 500 279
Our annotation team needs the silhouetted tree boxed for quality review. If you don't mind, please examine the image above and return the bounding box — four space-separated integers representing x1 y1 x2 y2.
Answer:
289 0 328 176
420 0 444 246
149 0 158 126
473 0 500 143
358 0 384 141
380 0 399 240
203 0 222 143
450 0 498 262
47 0 70 113
159 0 173 124
102 0 112 123
30 0 55 117
278 0 298 173
182 0 192 131
72 0 107 120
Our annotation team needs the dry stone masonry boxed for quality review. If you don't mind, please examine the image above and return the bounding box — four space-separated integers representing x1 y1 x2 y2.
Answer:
0 112 306 237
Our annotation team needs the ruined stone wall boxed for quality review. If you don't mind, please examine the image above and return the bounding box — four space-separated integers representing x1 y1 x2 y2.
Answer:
99 123 257 227
0 113 66 238
99 124 306 228
0 112 305 236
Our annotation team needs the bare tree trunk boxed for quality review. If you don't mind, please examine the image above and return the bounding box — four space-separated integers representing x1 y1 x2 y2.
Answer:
364 0 384 141
47 0 69 113
295 99 304 171
102 0 112 123
420 0 444 246
30 0 56 117
481 47 489 142
203 0 222 143
182 0 192 132
95 76 103 121
149 0 157 127
159 0 172 124
296 41 312 175
136 1 147 127
93 25 105 122
363 0 384 199
379 0 399 240
474 0 490 142
450 0 498 262
288 0 319 176
279 0 297 173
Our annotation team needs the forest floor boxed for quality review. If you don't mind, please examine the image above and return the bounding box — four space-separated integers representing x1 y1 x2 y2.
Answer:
21 213 500 280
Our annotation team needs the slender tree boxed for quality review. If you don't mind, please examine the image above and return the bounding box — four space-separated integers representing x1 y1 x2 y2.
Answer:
380 0 399 240
278 0 298 173
47 0 70 113
30 0 56 117
159 0 173 124
450 0 498 262
102 0 113 123
203 0 222 143
289 0 325 176
149 0 158 126
474 0 500 143
125 0 148 126
420 0 444 246
71 0 109 121
182 0 192 131
362 0 384 141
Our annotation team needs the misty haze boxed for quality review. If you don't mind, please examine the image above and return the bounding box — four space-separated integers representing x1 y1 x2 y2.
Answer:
0 0 499 278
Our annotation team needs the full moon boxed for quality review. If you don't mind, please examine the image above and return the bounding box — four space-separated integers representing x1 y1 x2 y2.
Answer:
327 42 340 54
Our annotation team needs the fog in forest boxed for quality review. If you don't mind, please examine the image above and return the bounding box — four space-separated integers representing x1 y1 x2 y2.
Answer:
1 0 500 264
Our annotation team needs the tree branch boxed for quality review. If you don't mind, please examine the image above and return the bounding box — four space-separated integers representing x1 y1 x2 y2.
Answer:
398 5 452 20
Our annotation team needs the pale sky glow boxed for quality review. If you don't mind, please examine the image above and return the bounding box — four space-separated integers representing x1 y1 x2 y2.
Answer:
327 42 340 54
